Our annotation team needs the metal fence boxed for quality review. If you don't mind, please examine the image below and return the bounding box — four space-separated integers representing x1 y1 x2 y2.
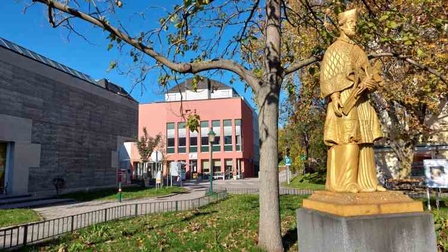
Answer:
0 190 227 250
219 187 315 196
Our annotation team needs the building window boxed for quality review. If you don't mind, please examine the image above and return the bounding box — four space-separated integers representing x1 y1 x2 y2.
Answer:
200 121 209 152
189 128 198 153
202 159 210 174
225 159 233 178
167 122 175 153
178 122 186 153
212 120 221 152
235 119 242 151
225 159 233 172
223 119 232 151
213 159 221 173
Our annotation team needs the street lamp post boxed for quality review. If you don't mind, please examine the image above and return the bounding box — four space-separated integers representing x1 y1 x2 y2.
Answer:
208 128 216 195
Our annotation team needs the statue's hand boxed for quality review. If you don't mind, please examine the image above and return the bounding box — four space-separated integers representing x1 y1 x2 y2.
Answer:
331 93 343 117
362 76 377 91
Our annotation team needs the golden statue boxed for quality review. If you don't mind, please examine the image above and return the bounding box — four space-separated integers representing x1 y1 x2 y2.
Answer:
320 9 386 193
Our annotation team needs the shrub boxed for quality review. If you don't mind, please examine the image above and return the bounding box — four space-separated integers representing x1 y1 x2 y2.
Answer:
297 171 326 184
433 211 448 251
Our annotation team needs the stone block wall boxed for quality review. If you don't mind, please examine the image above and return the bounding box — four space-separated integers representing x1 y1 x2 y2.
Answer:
0 46 138 195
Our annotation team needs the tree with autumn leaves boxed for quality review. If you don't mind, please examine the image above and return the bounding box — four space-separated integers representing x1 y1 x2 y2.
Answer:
278 80 327 177
279 0 447 180
359 0 448 178
19 0 447 251
136 127 162 163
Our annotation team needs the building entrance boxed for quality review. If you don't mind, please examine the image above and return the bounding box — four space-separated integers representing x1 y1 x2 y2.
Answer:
0 143 7 194
189 160 197 179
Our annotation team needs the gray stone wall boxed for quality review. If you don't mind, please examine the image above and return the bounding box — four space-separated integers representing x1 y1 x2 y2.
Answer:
0 47 138 194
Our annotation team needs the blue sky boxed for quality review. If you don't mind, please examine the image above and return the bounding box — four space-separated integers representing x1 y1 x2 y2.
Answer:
0 1 257 106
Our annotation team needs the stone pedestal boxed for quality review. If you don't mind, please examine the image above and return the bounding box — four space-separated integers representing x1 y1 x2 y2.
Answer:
297 191 437 252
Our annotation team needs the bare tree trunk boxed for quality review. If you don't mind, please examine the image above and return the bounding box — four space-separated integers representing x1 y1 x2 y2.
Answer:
257 0 283 251
390 142 416 179
373 97 418 179
258 85 282 251
257 1 283 251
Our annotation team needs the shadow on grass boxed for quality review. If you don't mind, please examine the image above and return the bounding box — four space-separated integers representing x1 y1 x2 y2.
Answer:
60 185 187 202
141 209 218 232
181 209 218 222
61 186 145 201
282 227 298 251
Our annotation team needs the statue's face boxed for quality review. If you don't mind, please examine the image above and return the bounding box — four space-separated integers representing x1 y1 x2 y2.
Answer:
341 18 357 38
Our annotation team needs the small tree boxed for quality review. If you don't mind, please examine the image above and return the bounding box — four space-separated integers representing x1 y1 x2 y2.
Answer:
136 127 162 162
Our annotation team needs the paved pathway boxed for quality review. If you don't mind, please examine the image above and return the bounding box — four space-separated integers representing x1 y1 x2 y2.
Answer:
33 185 208 220
34 170 288 220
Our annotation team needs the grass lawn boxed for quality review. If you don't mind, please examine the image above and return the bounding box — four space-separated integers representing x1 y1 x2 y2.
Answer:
16 194 448 251
24 194 306 252
0 209 41 228
281 175 326 190
61 186 188 202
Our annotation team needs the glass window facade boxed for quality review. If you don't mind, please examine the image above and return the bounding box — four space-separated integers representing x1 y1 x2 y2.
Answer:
189 128 198 152
223 119 232 151
200 121 209 152
212 120 221 152
167 122 175 153
235 119 242 151
178 122 186 153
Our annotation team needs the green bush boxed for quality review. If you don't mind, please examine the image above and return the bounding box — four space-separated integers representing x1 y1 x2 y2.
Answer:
433 211 448 251
298 171 326 185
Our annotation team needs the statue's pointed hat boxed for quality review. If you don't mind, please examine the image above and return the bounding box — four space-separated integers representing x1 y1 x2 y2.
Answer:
338 9 357 25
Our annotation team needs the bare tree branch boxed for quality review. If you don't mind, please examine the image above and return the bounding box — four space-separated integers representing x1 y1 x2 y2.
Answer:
283 55 321 76
63 20 96 45
238 0 260 43
360 0 375 18
47 4 73 28
369 53 447 83
32 0 261 92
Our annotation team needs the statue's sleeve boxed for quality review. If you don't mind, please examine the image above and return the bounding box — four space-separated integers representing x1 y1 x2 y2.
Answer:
320 44 354 98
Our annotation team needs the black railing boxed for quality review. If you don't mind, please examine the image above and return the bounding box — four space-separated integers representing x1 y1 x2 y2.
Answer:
0 190 227 250
219 187 315 195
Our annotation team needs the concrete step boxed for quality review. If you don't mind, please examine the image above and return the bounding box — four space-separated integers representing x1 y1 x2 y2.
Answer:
0 195 53 206
0 198 76 209
0 193 32 202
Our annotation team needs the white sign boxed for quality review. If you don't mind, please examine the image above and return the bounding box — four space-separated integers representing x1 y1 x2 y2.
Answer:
423 159 448 188
150 150 163 163
170 162 180 177
156 170 162 184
